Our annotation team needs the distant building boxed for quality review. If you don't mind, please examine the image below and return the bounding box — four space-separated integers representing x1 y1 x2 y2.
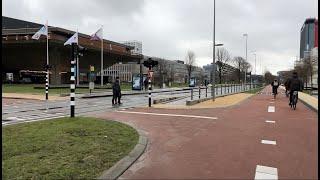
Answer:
122 41 142 55
310 47 318 88
300 18 318 59
203 62 237 83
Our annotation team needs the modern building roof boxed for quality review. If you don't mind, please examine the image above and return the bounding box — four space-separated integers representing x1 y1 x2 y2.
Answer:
2 16 134 50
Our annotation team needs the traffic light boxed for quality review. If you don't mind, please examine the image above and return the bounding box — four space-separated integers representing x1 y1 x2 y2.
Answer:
143 58 158 68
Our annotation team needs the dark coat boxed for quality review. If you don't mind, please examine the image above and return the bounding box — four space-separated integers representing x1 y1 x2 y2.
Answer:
112 80 121 95
287 74 303 91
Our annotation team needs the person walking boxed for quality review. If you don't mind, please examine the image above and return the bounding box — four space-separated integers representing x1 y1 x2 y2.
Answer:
112 77 121 105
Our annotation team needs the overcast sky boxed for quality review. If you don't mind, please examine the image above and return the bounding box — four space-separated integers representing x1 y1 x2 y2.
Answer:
3 0 318 75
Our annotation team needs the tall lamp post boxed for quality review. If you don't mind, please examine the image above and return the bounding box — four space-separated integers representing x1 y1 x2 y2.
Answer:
212 0 224 100
243 34 248 86
211 43 223 99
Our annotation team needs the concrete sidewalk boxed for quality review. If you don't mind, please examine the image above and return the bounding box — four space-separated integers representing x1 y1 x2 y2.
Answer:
153 93 254 109
2 93 68 101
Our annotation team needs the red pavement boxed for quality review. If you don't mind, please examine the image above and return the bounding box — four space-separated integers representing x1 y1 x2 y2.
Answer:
93 86 318 179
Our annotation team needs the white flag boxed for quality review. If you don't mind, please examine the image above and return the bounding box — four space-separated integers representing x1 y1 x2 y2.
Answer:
64 32 78 46
32 25 48 40
90 28 103 41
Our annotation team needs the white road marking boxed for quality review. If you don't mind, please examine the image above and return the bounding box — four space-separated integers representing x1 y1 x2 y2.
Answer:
261 140 277 145
265 120 276 123
268 106 275 112
255 165 278 180
116 111 218 120
269 102 275 104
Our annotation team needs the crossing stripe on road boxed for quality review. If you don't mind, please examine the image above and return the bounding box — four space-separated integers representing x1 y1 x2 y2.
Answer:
254 165 278 180
116 111 218 120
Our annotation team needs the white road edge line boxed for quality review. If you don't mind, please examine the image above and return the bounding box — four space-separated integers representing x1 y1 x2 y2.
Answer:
116 111 218 120
254 165 278 180
261 140 277 145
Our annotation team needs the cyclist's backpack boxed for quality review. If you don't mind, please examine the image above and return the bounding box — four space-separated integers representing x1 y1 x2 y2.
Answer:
273 81 278 86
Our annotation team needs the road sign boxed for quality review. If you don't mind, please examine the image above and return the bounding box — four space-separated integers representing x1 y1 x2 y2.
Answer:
148 70 154 78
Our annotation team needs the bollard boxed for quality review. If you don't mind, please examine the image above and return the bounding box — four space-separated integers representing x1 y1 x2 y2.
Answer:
199 86 201 99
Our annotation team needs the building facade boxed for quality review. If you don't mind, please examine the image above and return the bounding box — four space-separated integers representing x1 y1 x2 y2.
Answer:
122 41 142 55
300 18 318 59
2 16 142 84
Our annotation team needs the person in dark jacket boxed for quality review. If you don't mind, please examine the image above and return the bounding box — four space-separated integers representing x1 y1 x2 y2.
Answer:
112 77 122 105
286 72 304 105
271 79 279 95
284 78 290 97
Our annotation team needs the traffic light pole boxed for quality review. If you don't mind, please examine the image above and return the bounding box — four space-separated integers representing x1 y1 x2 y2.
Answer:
148 66 152 107
70 43 77 117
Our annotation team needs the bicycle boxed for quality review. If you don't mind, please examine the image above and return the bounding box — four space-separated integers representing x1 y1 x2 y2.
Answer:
291 91 298 110
272 89 277 99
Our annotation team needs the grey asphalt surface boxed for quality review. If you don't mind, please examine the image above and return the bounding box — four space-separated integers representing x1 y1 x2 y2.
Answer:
2 84 256 126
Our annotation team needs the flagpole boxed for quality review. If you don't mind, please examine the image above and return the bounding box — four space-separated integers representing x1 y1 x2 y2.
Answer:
101 26 103 86
45 20 49 111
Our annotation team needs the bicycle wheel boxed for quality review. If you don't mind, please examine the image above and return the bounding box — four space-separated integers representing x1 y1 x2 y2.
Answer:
293 96 297 110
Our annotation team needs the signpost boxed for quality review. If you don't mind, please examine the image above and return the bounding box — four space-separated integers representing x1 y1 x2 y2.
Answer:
143 58 158 107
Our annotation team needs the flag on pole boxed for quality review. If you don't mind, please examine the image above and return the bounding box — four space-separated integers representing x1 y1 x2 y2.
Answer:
64 32 78 46
90 28 103 41
32 25 48 40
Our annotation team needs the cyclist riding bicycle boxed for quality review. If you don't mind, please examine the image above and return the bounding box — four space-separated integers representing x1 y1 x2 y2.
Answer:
284 79 290 97
271 79 279 97
286 72 304 106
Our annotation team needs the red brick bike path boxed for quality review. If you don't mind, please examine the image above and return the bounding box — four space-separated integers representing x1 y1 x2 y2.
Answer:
93 86 317 179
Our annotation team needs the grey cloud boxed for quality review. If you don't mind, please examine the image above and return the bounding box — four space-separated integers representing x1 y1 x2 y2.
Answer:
2 0 318 75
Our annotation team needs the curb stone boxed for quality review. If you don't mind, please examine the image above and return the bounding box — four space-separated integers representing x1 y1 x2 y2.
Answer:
98 129 148 180
298 97 318 113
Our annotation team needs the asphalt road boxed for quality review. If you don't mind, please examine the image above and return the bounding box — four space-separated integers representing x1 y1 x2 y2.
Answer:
2 84 255 126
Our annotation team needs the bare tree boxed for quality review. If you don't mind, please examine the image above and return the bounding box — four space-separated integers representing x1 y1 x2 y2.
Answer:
185 51 196 84
155 59 170 88
232 56 251 83
216 48 231 84
264 71 276 84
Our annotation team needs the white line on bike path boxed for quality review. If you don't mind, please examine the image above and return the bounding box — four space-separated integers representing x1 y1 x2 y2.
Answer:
116 111 218 120
268 106 275 112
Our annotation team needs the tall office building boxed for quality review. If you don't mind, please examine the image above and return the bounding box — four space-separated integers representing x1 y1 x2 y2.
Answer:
300 18 318 59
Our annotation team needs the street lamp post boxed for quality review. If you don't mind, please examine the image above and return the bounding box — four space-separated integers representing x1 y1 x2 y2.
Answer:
212 0 216 100
243 34 248 88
